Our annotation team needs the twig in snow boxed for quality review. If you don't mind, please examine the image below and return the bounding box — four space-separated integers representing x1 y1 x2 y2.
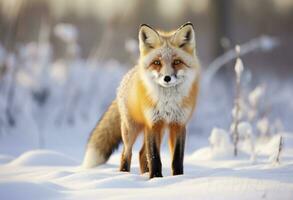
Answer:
275 136 283 164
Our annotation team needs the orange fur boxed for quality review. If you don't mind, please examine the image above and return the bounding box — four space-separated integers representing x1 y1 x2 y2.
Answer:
168 123 184 153
127 76 156 126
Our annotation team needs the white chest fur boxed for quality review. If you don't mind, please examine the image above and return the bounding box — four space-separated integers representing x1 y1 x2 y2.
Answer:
145 85 192 124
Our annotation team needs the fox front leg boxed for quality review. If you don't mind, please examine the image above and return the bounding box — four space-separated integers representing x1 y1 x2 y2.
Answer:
169 124 186 175
145 122 164 178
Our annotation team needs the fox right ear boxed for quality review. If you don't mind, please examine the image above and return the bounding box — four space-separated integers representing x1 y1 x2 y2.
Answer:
139 24 161 55
172 22 196 54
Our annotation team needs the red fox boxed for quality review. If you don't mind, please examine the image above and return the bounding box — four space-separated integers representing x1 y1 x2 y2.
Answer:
83 22 200 178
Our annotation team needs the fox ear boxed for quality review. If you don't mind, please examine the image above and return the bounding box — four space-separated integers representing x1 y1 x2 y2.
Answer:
172 22 195 54
139 24 161 54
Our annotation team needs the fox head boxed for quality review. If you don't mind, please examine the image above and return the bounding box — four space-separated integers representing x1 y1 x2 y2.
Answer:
138 22 199 88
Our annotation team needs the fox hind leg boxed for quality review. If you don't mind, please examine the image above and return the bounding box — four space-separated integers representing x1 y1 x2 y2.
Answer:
120 122 140 172
169 124 186 176
139 140 149 174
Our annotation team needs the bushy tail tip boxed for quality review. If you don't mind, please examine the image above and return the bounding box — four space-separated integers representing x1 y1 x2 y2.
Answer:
82 147 106 169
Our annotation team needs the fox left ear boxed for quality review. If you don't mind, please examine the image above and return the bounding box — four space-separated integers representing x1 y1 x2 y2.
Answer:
139 24 162 55
172 22 195 53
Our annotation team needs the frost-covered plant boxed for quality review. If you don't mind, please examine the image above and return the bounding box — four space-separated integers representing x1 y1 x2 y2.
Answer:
269 135 283 164
209 128 234 158
257 117 270 137
248 85 265 109
247 85 266 122
271 119 284 135
205 36 284 162
204 35 279 85
231 45 244 156
237 122 256 163
209 128 230 150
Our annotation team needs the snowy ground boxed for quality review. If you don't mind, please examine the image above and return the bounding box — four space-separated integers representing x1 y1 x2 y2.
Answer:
1 132 293 200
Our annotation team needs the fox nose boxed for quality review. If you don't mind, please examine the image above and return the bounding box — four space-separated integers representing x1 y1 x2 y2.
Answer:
164 75 171 83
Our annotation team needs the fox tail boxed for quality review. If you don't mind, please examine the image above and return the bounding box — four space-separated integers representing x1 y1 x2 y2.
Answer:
82 100 122 168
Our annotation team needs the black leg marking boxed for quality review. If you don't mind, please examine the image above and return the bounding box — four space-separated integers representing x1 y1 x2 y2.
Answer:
172 131 186 176
120 159 130 172
146 133 162 178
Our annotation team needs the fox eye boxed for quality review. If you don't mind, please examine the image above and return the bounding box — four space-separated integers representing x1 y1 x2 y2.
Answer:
153 60 161 65
173 59 182 65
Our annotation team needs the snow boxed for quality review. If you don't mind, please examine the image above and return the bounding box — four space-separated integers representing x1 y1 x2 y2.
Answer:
0 155 14 164
0 132 293 200
8 150 78 167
